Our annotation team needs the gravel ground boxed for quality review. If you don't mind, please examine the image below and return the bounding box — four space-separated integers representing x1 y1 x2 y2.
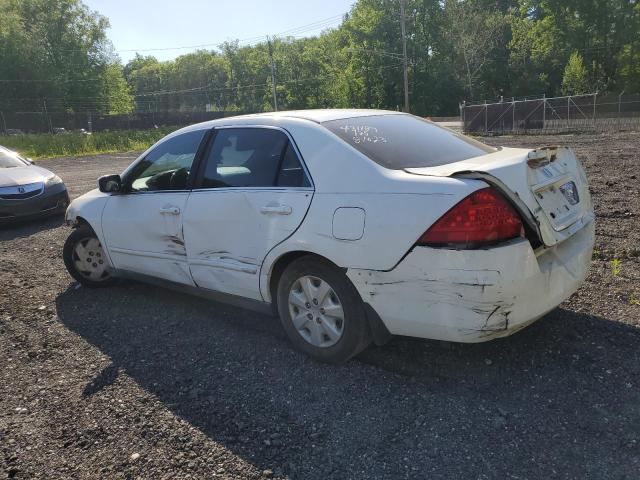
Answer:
1 132 639 479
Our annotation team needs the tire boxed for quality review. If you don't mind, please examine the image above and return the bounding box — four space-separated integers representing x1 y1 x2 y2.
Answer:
276 255 371 363
63 224 117 288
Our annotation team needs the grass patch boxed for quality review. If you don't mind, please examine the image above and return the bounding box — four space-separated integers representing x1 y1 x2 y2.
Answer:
0 128 175 159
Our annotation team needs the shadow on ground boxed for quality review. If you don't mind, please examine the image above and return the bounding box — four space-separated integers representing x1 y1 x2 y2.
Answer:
0 214 64 241
56 282 640 479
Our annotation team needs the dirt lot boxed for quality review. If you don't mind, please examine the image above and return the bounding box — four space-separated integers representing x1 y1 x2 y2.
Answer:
1 132 639 479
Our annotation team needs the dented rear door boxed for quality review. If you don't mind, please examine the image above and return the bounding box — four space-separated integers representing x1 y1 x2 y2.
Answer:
183 126 313 301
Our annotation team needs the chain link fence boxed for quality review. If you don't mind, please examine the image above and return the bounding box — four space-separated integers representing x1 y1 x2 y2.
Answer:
461 93 640 135
0 110 249 135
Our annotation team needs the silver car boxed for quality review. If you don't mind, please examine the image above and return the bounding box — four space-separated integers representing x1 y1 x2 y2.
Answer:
0 146 69 224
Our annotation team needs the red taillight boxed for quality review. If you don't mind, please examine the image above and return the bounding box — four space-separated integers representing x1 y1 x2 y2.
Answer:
417 187 524 248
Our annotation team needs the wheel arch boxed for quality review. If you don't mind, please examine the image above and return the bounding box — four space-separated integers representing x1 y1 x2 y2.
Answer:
267 251 344 312
73 215 90 228
68 214 114 269
266 250 392 346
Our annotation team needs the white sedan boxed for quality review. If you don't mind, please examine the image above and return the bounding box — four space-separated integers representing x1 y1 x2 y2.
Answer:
64 110 594 363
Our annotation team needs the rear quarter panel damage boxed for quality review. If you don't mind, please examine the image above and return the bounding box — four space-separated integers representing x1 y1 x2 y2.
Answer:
346 221 595 342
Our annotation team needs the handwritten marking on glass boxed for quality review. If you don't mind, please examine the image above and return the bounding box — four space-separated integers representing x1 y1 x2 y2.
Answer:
339 125 388 145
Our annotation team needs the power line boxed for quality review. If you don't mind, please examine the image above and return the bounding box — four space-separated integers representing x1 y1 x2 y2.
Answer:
46 13 346 55
0 13 347 93
1 60 407 107
0 42 623 79
118 15 343 53
346 47 404 59
273 15 344 37
0 78 106 83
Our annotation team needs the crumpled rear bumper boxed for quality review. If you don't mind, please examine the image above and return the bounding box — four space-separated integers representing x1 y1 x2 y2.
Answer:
347 220 595 343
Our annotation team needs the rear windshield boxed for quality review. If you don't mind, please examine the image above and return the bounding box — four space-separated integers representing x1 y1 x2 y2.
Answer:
322 114 495 169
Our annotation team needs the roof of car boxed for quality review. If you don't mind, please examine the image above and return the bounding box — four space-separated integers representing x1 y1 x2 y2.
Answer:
163 108 405 140
234 109 404 123
174 109 406 135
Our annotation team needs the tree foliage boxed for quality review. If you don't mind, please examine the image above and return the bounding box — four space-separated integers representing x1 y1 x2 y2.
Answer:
0 0 132 114
562 52 590 95
443 0 506 98
1 0 639 118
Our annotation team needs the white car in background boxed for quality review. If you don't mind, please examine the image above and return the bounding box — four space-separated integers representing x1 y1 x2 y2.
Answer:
63 110 594 363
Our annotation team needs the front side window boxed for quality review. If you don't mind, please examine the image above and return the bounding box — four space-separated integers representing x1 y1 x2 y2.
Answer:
322 114 495 169
126 129 206 192
198 128 310 188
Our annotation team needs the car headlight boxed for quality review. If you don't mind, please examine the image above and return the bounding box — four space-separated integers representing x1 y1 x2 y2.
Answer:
45 175 63 187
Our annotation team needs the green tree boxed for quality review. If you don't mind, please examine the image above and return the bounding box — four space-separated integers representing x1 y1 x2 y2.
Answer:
615 3 640 93
443 0 506 99
616 44 640 93
7 0 639 120
562 52 590 95
101 64 134 114
0 0 133 115
123 54 159 82
508 0 640 96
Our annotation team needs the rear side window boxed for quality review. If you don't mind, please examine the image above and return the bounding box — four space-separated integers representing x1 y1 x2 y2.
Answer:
198 128 310 188
277 143 311 187
322 114 495 169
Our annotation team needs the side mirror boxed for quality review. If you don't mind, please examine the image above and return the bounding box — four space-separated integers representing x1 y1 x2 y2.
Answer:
26 158 34 165
98 174 122 193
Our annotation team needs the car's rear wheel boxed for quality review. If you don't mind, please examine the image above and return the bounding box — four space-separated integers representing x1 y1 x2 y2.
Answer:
63 225 116 287
276 256 371 363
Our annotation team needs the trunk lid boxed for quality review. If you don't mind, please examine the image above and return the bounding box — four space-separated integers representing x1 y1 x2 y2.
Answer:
404 146 594 247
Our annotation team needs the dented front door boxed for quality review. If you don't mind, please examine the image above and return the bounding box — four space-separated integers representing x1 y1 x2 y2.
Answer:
102 192 195 285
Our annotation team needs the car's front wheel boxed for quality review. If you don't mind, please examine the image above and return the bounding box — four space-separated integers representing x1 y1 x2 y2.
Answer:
63 225 116 287
276 256 371 363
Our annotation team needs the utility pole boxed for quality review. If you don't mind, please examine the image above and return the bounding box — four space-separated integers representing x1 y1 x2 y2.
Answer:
399 0 409 113
0 111 7 136
618 89 625 129
43 98 52 133
267 36 278 111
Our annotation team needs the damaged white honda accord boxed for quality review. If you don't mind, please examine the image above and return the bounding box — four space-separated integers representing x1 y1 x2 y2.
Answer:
63 110 594 363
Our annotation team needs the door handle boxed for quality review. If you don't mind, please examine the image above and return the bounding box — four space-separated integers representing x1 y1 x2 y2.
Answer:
260 204 292 215
159 206 180 215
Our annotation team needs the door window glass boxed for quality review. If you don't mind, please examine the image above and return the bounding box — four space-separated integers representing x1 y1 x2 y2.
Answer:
277 143 311 187
199 128 309 188
127 129 206 192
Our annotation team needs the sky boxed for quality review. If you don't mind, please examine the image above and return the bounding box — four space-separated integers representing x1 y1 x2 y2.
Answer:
83 0 356 64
